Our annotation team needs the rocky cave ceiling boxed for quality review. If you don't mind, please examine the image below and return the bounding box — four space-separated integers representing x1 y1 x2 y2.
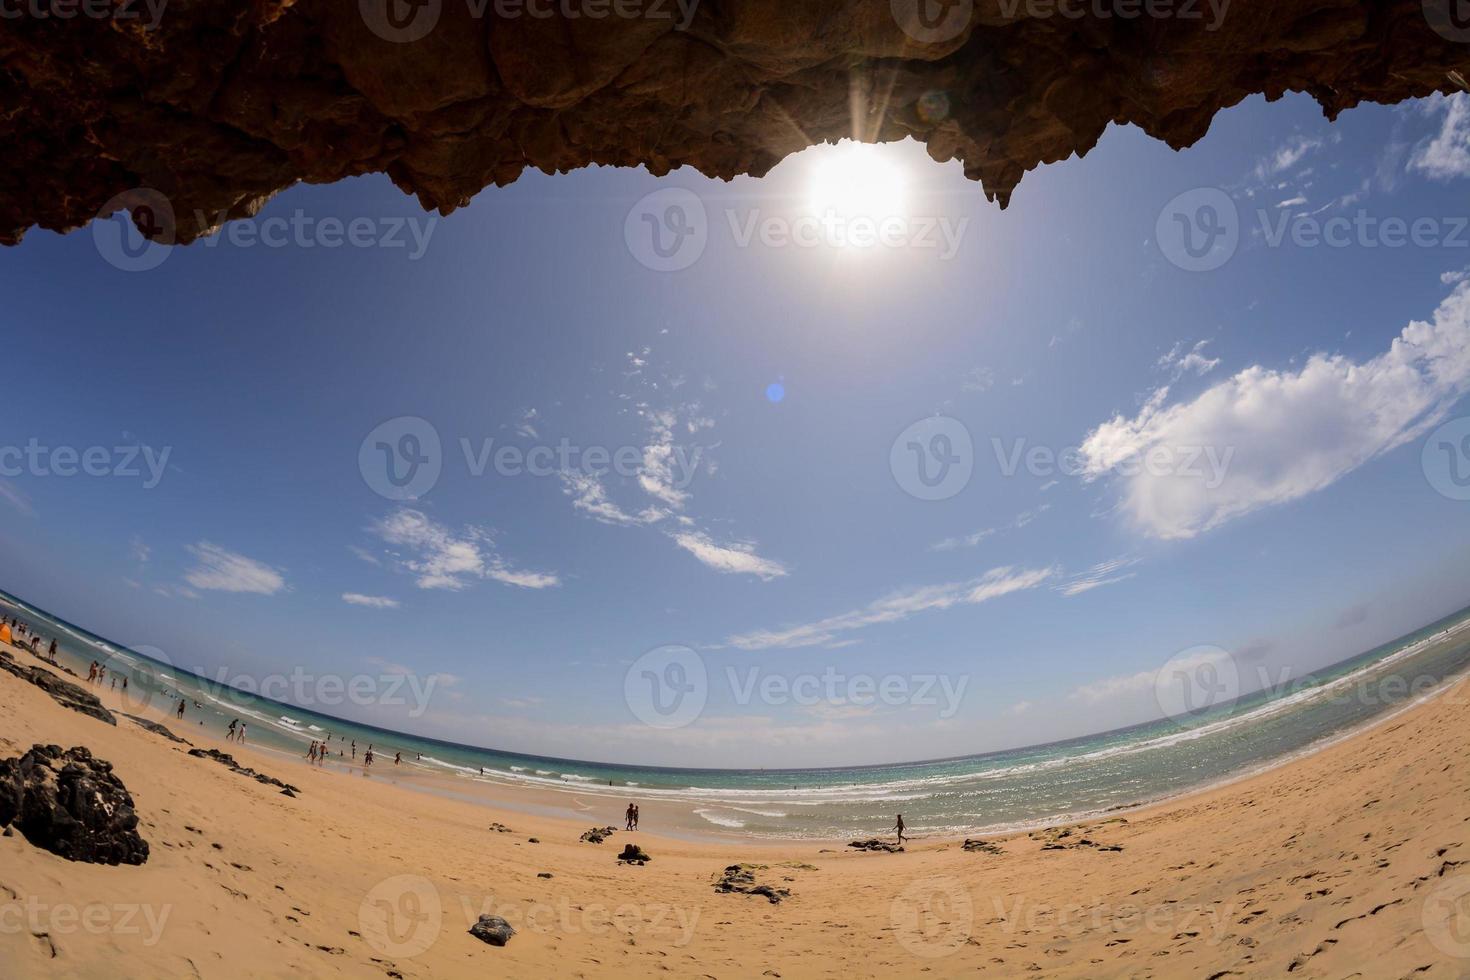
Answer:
1 0 1466 245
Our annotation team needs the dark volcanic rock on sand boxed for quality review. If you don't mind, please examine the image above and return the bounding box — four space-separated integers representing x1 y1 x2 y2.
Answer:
0 651 116 725
188 748 300 794
120 713 193 745
848 838 904 853
580 825 617 844
714 865 790 904
0 744 149 865
468 914 515 947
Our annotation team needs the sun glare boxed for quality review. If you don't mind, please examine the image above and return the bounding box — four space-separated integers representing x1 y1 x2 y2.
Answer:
806 141 909 222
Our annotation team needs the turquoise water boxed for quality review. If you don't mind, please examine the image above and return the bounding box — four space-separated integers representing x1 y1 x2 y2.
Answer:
6 587 1470 840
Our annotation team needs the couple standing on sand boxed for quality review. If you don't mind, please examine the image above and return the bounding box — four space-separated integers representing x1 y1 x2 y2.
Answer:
624 803 641 831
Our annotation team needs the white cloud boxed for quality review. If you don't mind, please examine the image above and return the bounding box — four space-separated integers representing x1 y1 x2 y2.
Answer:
1057 557 1140 596
1275 195 1308 208
1157 340 1220 380
1254 134 1324 181
672 531 788 581
930 504 1051 552
343 593 400 609
349 545 382 565
1079 280 1470 539
1068 646 1232 705
637 407 691 509
130 535 151 564
182 542 286 595
1410 94 1470 180
1442 266 1470 286
726 565 1055 650
560 470 661 526
371 509 559 591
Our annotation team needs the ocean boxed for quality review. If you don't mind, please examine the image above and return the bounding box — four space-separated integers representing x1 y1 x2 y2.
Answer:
5 587 1470 841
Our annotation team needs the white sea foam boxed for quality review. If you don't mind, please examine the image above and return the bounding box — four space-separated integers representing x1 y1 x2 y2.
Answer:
693 809 745 829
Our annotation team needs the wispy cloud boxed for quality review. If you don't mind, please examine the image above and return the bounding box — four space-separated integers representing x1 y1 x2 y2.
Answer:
726 566 1055 650
930 504 1050 552
1056 557 1140 596
371 508 559 591
0 479 34 517
1157 340 1220 380
1409 93 1470 180
343 593 400 609
556 347 785 581
1079 279 1470 539
672 531 789 581
183 542 286 595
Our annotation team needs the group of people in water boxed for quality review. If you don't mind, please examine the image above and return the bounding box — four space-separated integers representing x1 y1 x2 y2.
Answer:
301 735 417 769
3 616 59 665
85 659 126 692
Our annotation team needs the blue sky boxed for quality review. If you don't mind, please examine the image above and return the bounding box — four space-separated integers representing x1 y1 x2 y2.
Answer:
5 91 1470 767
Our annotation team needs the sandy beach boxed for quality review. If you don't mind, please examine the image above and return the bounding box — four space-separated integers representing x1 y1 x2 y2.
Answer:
2 637 1468 978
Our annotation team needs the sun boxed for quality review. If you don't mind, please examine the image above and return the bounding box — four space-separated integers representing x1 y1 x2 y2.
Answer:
806 141 909 222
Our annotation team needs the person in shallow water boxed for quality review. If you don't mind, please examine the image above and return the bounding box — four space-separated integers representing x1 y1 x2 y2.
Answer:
893 814 906 844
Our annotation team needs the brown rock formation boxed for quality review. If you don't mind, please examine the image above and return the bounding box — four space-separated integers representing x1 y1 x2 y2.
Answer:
1 0 1465 245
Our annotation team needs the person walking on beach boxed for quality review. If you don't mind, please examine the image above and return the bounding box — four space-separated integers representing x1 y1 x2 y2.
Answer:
394 752 401 765
176 698 185 720
893 814 906 845
237 723 246 744
625 803 636 831
47 638 57 661
87 661 97 683
227 719 237 742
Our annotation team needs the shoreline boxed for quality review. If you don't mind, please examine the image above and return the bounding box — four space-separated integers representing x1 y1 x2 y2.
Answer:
3 636 1469 976
88 623 1470 846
